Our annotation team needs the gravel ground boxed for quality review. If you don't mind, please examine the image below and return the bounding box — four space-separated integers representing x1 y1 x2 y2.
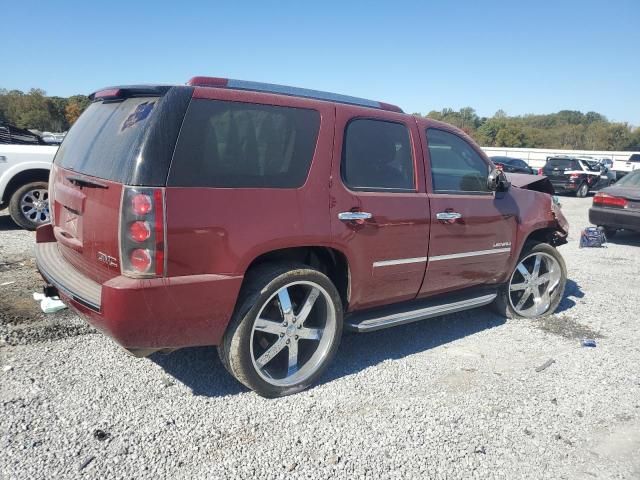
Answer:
1 197 639 479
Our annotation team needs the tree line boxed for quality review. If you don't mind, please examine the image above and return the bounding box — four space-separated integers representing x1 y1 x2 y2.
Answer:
415 107 640 151
0 88 91 133
1 88 639 151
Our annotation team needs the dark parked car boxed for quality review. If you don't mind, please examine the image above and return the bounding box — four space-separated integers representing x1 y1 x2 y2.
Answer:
589 169 640 237
35 77 569 397
490 156 535 175
542 156 614 197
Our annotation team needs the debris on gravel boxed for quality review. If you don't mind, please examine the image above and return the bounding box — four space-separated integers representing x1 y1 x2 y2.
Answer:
2 198 640 479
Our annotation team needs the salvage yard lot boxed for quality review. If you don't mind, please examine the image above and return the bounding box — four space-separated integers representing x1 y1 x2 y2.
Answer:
1 197 639 479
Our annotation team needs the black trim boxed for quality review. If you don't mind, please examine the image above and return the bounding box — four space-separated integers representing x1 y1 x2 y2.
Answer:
130 86 194 186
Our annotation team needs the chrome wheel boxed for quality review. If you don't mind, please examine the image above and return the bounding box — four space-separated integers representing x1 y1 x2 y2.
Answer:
20 188 49 224
250 281 337 387
508 252 562 318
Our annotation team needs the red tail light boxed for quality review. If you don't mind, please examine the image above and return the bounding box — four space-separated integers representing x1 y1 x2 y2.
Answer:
495 163 504 170
538 168 544 175
131 193 153 215
120 187 166 277
569 173 580 180
129 221 151 242
593 192 627 208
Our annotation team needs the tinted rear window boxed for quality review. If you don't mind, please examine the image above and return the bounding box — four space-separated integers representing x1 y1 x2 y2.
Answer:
55 97 158 182
168 99 320 188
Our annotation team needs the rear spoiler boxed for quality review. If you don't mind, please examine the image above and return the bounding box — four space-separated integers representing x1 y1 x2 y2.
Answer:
89 85 173 101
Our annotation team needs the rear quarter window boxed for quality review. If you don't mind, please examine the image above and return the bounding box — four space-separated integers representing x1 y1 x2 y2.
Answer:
168 99 320 188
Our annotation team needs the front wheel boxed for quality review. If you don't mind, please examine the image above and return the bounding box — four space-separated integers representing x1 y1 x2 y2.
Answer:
219 263 343 397
493 242 567 319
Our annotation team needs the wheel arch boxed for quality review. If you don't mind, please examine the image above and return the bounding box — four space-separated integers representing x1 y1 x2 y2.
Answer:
1 168 51 205
242 246 351 310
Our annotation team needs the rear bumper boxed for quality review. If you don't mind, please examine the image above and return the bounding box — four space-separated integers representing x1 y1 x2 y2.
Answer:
35 224 243 351
589 206 640 232
549 181 579 193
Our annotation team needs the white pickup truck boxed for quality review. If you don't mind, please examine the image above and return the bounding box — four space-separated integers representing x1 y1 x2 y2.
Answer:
0 141 57 230
612 154 640 180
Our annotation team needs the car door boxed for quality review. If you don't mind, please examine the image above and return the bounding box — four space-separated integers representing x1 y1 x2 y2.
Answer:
330 106 430 310
417 126 518 297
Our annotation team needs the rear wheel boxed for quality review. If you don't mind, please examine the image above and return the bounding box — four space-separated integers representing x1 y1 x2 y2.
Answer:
576 182 589 198
219 263 343 397
9 181 50 230
493 242 566 319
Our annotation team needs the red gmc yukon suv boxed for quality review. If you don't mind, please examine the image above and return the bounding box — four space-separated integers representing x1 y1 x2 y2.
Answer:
36 77 569 397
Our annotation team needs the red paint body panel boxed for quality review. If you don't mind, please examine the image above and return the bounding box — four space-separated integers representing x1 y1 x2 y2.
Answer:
165 88 335 277
50 164 123 284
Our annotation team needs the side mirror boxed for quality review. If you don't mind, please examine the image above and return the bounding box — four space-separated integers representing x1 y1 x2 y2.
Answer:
487 169 510 192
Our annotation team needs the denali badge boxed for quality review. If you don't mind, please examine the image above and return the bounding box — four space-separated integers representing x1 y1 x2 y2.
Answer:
493 241 511 248
97 251 118 268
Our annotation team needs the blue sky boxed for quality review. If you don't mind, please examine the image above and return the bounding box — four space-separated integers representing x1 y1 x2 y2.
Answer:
5 0 639 124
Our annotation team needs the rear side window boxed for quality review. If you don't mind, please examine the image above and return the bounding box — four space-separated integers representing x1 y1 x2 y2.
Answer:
168 99 320 188
342 119 414 191
426 129 489 193
55 97 158 182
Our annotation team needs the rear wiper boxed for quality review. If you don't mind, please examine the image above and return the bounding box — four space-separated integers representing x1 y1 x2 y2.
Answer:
66 176 108 189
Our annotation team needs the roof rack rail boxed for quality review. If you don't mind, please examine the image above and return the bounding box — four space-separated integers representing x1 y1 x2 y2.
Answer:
187 76 403 113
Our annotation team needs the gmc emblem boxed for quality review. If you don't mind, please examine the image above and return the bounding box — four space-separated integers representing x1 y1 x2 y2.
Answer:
97 251 118 268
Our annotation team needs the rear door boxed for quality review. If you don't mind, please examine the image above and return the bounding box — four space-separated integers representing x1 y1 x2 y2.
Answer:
330 106 429 310
418 127 517 297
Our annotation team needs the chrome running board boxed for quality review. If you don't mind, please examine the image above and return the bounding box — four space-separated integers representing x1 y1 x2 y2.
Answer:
345 293 497 333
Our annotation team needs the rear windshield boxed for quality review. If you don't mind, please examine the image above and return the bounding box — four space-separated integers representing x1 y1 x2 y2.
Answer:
55 97 158 182
168 99 320 188
616 170 640 187
629 154 640 162
546 159 578 169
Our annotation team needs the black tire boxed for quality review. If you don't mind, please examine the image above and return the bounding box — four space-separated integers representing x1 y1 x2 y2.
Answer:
492 242 567 319
8 181 50 230
576 182 589 198
218 263 343 398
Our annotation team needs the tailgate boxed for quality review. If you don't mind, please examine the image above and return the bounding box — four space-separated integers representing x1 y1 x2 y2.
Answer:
50 164 123 283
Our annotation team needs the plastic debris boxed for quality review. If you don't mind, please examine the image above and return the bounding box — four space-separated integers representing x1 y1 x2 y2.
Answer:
33 292 67 313
579 227 607 248
0 281 15 286
581 339 597 347
93 429 110 441
535 358 556 372
78 456 95 471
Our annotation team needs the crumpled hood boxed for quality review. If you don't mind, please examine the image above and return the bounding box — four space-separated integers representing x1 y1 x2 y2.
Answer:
505 172 555 195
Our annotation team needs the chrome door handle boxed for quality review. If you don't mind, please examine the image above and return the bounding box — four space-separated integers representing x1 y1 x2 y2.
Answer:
436 212 462 221
338 211 372 221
